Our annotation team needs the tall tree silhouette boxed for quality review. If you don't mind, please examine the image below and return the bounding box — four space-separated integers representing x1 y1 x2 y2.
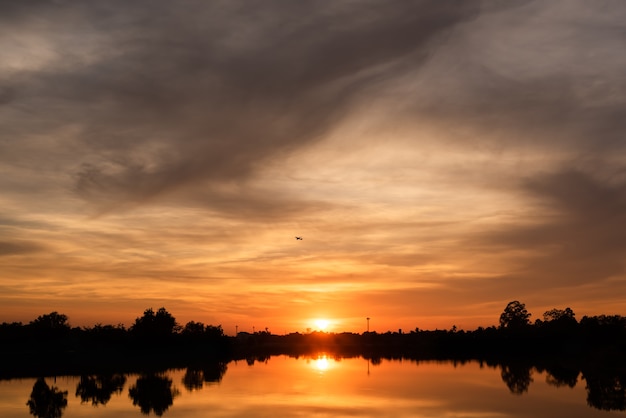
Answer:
543 307 576 323
130 308 180 339
499 301 531 330
28 312 70 340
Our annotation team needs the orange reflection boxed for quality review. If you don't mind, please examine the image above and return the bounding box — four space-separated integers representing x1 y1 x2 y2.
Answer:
309 354 334 372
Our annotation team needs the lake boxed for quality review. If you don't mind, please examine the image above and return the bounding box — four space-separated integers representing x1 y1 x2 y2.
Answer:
1 355 624 417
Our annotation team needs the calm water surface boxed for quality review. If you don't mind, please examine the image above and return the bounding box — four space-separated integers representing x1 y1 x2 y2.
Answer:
1 355 624 417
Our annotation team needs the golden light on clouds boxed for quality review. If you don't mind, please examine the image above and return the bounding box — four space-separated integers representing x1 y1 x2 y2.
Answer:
1 1 626 333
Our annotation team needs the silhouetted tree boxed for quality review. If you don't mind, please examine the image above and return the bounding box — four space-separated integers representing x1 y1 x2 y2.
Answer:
543 307 576 323
499 301 531 330
0 321 24 340
205 324 224 339
580 315 626 345
28 312 70 339
540 307 578 338
26 378 68 418
86 323 127 337
180 321 225 351
182 321 205 337
131 308 180 339
128 373 179 416
75 374 126 406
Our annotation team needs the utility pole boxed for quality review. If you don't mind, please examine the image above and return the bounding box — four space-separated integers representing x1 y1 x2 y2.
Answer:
366 317 370 333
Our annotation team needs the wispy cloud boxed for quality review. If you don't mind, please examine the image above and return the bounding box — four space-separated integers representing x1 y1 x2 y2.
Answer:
1 0 625 329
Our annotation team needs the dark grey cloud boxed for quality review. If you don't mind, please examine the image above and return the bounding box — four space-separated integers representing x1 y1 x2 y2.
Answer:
473 168 626 287
414 72 626 156
2 1 625 295
1 0 484 212
7 1 624 220
396 1 626 160
0 240 46 256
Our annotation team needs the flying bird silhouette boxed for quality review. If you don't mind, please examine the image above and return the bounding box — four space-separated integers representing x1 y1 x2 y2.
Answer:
295 236 303 240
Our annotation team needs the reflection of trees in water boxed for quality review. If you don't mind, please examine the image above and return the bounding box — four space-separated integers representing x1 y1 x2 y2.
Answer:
182 369 204 391
584 371 626 411
370 356 382 366
26 378 68 418
545 366 578 388
203 361 228 383
497 361 626 411
15 358 626 415
128 373 180 416
75 374 126 405
245 355 270 366
182 362 228 391
500 364 533 395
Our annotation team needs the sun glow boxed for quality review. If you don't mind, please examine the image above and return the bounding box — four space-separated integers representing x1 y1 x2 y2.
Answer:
311 355 334 372
313 319 330 331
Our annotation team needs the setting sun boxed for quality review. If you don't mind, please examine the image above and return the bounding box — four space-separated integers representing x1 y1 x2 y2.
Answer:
313 319 330 331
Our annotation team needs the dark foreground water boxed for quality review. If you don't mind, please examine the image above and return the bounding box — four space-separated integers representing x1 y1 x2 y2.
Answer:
1 355 624 417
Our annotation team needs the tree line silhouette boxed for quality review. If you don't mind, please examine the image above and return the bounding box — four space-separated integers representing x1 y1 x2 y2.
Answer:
2 301 626 414
1 301 625 377
1 301 626 364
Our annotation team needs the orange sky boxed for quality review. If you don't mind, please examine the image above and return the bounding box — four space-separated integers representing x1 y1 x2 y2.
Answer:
1 1 625 334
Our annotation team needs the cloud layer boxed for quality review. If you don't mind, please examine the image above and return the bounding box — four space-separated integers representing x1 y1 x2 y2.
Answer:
1 0 625 330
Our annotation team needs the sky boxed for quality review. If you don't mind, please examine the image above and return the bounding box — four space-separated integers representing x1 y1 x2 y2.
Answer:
1 0 625 334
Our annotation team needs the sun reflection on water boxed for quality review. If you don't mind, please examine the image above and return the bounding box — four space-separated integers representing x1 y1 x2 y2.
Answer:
310 354 334 372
